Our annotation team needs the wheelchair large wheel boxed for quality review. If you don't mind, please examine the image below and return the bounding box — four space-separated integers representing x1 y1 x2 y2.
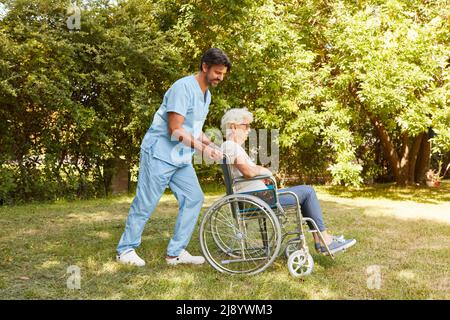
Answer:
199 194 282 275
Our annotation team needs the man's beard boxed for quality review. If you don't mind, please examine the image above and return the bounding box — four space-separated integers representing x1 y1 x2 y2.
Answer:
206 73 221 87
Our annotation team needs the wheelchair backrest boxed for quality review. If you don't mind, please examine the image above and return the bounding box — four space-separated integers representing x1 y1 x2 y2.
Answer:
220 154 234 196
220 154 278 210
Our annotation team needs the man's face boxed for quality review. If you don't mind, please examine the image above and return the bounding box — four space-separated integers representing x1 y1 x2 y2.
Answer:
203 64 228 87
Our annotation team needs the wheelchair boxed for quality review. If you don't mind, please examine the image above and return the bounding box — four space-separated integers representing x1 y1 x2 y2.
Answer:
199 155 335 277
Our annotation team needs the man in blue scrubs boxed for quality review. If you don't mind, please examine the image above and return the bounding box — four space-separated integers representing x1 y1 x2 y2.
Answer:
116 48 231 266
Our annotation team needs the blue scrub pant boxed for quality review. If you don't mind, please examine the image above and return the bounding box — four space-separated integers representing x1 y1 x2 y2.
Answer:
277 185 327 231
116 148 204 257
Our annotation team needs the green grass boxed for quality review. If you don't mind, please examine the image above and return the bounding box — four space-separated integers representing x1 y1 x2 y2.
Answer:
0 182 449 300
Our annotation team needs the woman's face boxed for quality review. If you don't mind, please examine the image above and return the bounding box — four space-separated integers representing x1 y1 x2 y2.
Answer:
230 120 251 144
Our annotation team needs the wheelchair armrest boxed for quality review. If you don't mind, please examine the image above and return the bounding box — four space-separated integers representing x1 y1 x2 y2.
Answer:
233 174 273 184
277 190 301 209
232 175 278 196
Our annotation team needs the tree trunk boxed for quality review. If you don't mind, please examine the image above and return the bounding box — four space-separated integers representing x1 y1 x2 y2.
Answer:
414 134 431 184
368 113 400 180
408 133 424 183
103 157 129 195
366 111 430 186
397 133 411 186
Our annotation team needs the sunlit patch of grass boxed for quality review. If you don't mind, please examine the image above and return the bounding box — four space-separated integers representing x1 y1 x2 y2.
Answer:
40 260 62 270
316 180 450 204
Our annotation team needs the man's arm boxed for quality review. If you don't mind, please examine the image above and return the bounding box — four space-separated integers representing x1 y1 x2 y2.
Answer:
168 112 222 160
199 132 212 146
199 131 224 153
168 112 202 150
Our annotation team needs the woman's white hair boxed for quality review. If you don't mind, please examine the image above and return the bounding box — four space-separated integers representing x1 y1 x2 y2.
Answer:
221 108 254 136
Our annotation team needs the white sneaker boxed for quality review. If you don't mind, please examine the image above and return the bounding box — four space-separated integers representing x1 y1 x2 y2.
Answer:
166 250 205 265
116 249 145 267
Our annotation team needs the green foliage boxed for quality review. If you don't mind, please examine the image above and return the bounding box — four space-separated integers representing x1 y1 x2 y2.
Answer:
0 0 449 202
0 162 16 204
0 0 191 202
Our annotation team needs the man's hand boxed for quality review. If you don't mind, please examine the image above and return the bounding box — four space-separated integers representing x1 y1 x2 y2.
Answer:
203 145 223 161
168 113 224 161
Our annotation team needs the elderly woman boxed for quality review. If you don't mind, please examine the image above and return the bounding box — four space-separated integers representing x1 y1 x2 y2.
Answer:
220 108 356 255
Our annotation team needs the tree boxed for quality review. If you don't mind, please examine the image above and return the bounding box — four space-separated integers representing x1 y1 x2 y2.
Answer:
322 0 450 185
1 0 449 203
0 0 191 201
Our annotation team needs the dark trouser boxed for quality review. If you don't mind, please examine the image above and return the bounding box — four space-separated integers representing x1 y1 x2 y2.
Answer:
277 185 326 231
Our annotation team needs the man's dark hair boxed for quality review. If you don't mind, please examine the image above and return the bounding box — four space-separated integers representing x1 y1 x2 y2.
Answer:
199 48 231 72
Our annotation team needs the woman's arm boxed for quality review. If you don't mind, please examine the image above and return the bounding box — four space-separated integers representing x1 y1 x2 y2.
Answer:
234 154 272 179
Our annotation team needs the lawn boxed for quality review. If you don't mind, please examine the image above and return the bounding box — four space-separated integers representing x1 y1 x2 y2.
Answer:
0 182 449 300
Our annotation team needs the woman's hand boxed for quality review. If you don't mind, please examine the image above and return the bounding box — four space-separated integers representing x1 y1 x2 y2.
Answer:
258 166 272 176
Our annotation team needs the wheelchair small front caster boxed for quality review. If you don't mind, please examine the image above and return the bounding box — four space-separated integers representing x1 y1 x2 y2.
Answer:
287 249 314 277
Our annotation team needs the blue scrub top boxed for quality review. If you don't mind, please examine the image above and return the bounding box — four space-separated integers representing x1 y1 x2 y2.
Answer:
141 75 211 167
